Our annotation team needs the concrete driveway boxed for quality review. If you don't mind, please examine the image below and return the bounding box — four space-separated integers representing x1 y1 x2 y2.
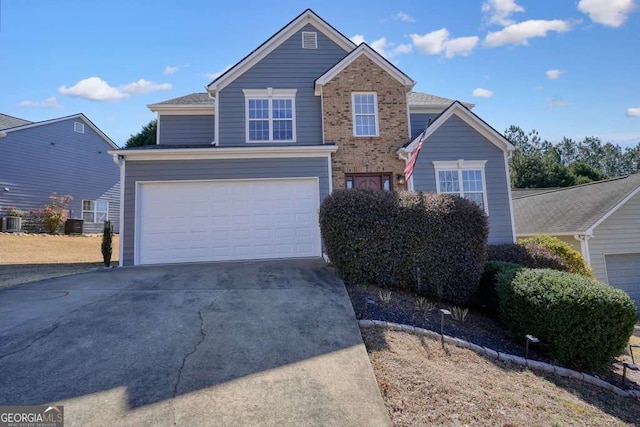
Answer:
0 259 389 426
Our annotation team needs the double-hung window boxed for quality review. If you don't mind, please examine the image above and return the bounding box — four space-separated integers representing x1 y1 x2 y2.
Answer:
243 88 296 142
433 160 489 214
82 200 109 222
352 92 378 137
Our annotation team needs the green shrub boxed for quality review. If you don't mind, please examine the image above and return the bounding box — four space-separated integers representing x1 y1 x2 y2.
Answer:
487 243 569 271
319 190 488 304
520 235 594 277
496 268 637 370
472 261 523 314
102 220 113 267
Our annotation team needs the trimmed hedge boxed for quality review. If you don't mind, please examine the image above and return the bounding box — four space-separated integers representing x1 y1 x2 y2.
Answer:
319 190 488 304
487 243 569 271
520 235 594 277
496 268 637 370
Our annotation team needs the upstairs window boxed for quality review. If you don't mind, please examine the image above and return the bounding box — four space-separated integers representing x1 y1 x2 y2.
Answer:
352 93 378 137
433 160 489 214
82 200 109 222
243 88 297 142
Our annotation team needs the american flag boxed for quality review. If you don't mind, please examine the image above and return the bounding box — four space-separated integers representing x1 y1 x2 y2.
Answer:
403 129 426 182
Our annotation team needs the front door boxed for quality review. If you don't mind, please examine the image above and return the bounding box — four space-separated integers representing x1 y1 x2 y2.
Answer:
346 173 392 191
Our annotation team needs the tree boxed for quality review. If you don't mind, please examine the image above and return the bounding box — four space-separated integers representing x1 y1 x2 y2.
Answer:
125 120 157 148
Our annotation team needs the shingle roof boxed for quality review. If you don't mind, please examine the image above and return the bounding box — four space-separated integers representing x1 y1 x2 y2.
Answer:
151 93 213 106
511 188 561 199
408 92 474 108
0 113 32 130
513 174 640 234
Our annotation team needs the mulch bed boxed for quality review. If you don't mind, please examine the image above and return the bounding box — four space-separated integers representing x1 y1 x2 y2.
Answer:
345 282 640 392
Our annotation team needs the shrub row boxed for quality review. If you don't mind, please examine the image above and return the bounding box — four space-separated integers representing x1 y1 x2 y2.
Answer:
319 190 488 304
487 243 568 271
520 235 594 277
494 267 637 370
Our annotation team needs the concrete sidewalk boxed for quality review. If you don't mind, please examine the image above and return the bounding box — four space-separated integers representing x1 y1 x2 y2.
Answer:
0 259 390 426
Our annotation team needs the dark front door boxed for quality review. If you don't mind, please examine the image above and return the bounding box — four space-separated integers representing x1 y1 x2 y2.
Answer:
346 173 392 191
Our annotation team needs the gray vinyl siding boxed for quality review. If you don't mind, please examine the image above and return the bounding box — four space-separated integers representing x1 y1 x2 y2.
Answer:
412 114 514 244
409 113 439 139
587 190 640 283
217 23 349 146
158 114 215 145
0 117 120 233
121 157 330 265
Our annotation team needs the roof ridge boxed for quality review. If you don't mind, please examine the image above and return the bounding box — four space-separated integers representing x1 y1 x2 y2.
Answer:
515 174 636 199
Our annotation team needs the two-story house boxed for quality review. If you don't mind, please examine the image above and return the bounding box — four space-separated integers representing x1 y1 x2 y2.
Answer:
110 9 515 266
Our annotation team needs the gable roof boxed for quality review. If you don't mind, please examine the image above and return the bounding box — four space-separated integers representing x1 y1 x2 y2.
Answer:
511 187 561 199
1 113 118 149
513 174 640 235
401 101 515 153
206 9 356 96
150 93 213 106
148 93 215 113
0 113 32 130
314 43 415 95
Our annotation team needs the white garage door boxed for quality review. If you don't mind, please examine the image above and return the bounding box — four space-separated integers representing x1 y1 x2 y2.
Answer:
137 178 321 265
605 253 640 315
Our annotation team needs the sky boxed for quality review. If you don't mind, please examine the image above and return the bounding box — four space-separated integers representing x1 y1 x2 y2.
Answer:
1 0 638 148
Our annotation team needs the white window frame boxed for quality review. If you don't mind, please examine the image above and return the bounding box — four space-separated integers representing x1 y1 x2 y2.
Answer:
82 199 109 223
352 92 379 137
243 88 297 143
433 160 489 215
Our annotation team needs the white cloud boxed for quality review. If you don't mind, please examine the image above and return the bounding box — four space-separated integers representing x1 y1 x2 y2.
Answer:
578 0 637 27
18 96 61 108
484 19 573 47
205 65 232 80
119 79 172 95
627 107 640 117
411 29 479 58
546 69 564 79
482 0 525 26
58 77 171 101
546 97 571 108
472 88 494 98
393 11 416 23
163 66 179 75
370 37 413 59
444 36 480 58
350 34 366 45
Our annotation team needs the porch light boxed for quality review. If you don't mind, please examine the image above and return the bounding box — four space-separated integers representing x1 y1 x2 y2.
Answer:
396 174 406 185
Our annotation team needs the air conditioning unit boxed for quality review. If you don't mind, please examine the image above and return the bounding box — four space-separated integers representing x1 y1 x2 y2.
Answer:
4 216 22 232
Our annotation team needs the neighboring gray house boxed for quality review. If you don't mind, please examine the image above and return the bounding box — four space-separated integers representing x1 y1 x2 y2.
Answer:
0 113 120 233
110 9 516 267
513 174 640 313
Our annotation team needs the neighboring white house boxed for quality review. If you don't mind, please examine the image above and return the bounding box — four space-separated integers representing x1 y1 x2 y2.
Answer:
513 174 640 314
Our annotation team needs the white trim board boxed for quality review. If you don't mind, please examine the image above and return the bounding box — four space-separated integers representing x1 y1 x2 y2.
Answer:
206 9 355 96
315 44 415 96
586 185 640 235
109 144 338 161
150 106 215 115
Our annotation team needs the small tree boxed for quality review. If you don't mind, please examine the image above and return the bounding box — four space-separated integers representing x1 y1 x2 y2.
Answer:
125 120 157 148
42 194 73 234
102 220 113 267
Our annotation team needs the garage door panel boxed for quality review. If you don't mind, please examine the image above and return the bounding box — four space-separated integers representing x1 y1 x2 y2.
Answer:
137 179 320 265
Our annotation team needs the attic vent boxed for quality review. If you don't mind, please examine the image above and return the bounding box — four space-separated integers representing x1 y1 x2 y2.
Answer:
74 122 85 134
302 31 317 49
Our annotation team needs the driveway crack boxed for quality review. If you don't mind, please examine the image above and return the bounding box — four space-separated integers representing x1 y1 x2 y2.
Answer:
0 324 59 361
173 292 225 398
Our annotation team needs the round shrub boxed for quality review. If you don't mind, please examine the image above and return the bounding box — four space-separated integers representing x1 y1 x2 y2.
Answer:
487 243 568 271
496 268 637 370
319 190 488 304
520 235 593 277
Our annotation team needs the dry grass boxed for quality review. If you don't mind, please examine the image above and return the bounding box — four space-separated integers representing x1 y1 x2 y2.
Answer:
0 234 119 288
363 328 640 427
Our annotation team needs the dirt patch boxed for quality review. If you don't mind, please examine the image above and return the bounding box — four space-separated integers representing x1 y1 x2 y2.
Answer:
0 234 119 288
363 328 640 427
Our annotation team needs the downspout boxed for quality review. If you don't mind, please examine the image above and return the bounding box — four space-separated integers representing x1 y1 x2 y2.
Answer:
574 233 592 266
397 148 413 191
